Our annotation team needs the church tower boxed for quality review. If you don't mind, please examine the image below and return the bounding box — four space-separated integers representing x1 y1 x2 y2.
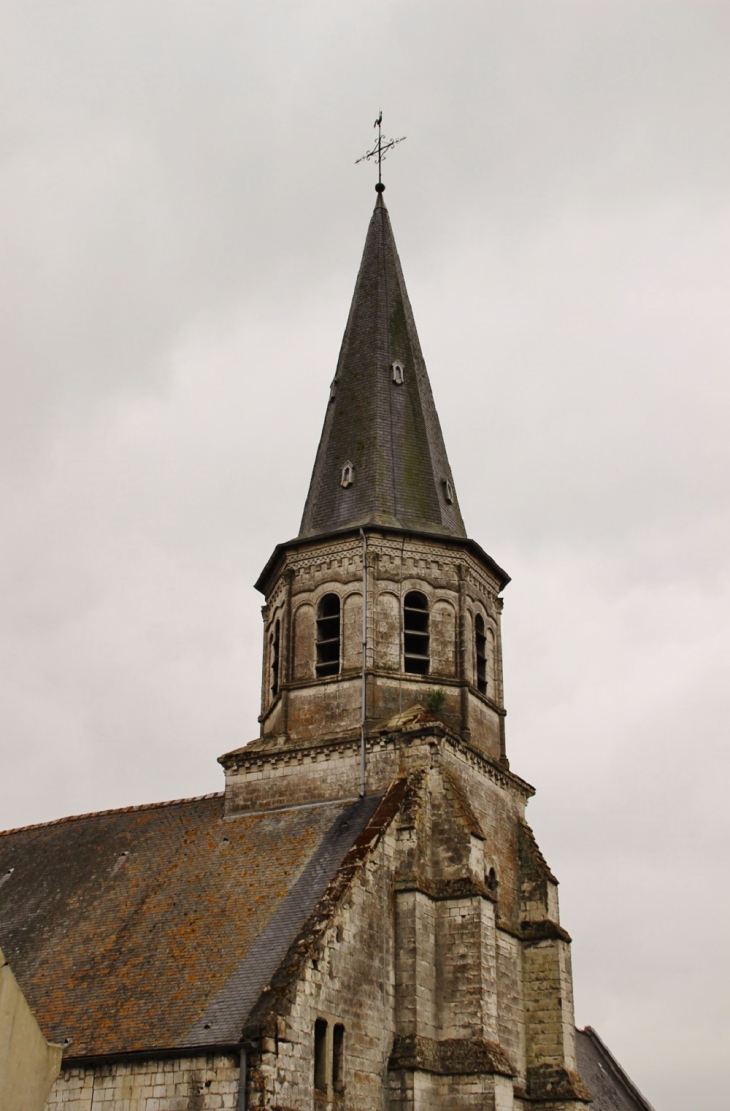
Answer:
219 192 592 1110
253 192 509 768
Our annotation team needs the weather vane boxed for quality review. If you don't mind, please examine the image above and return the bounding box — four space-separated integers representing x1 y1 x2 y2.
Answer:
355 111 406 192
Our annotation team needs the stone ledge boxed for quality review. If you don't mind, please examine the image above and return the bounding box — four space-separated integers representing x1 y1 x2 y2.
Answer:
521 920 572 945
526 1063 591 1102
388 1034 515 1078
218 715 534 802
394 875 497 903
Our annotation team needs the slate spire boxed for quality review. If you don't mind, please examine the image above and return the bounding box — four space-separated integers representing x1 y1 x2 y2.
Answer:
299 194 466 539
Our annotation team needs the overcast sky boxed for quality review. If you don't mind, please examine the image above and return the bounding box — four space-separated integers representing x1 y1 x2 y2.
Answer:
1 2 729 1107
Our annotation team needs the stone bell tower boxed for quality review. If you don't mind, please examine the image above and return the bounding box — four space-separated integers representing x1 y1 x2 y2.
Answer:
254 193 510 769
219 192 590 1110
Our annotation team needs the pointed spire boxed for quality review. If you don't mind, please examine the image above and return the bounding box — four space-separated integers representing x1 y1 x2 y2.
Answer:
299 197 466 539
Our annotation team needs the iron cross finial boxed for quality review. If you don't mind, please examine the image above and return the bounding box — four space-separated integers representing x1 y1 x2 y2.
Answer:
355 111 406 192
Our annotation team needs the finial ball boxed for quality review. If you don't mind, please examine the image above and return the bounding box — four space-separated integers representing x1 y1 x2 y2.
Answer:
375 182 385 193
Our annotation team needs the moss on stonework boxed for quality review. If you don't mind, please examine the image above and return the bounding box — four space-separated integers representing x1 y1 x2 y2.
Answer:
388 293 438 524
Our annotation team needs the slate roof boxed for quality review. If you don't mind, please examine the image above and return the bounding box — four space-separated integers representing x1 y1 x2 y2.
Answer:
299 194 466 540
0 791 382 1060
577 1026 657 1111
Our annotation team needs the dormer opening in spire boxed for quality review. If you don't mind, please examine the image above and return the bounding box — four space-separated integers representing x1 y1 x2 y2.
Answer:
340 462 354 488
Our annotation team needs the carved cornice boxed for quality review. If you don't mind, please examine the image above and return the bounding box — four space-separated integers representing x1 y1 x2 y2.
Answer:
437 730 534 799
281 542 501 613
256 526 509 599
219 732 363 772
218 723 534 804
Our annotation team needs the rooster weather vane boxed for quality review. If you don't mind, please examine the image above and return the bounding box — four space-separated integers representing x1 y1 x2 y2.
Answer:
356 111 406 192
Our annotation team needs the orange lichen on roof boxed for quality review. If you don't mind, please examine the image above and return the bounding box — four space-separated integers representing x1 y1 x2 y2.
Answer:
0 793 367 1059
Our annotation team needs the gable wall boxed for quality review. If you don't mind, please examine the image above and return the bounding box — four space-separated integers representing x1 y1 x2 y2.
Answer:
248 816 399 1111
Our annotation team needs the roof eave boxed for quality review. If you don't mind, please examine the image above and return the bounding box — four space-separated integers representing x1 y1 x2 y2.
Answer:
254 525 511 597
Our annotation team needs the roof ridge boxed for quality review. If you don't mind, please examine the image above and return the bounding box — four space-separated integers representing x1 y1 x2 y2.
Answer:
0 791 224 838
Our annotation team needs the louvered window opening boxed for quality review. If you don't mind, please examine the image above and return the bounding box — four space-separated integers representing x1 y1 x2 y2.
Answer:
404 591 430 675
475 614 487 695
316 594 341 677
270 619 281 697
332 1023 345 1091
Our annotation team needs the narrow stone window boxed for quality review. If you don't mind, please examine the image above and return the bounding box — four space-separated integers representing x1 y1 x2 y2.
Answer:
341 461 354 487
391 360 404 385
314 1018 328 1092
332 1023 345 1092
475 614 487 695
443 478 454 504
486 866 499 896
270 619 281 697
404 591 430 675
316 594 341 678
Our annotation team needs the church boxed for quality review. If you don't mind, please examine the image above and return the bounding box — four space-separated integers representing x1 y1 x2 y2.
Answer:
0 188 656 1111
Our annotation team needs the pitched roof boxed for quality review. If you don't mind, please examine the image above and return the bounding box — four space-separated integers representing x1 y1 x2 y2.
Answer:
576 1026 656 1111
299 194 466 540
0 792 382 1060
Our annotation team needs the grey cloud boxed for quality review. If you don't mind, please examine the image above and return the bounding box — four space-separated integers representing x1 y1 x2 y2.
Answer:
1 3 729 1108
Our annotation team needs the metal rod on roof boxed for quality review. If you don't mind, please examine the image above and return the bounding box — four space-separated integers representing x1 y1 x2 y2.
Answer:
359 529 368 797
237 1047 247 1111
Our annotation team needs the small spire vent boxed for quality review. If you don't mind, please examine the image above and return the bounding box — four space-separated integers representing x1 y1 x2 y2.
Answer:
443 479 454 504
391 361 404 385
341 462 355 488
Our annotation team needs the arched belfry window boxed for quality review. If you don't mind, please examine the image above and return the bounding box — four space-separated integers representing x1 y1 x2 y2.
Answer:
403 591 430 675
316 594 341 678
475 614 487 695
270 619 281 698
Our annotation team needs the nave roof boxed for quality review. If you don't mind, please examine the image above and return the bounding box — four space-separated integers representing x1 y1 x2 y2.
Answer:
0 790 383 1060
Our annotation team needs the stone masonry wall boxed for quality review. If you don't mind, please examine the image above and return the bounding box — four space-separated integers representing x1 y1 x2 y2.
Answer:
245 757 532 1111
45 1054 240 1111
247 818 399 1111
